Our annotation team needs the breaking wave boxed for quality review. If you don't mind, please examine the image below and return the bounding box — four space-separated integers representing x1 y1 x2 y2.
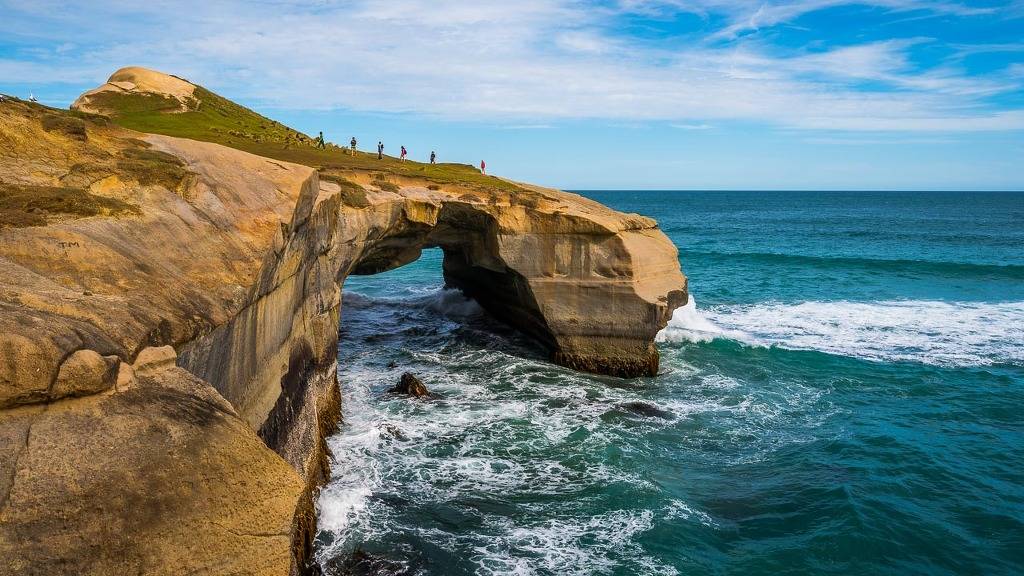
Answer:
658 296 1024 367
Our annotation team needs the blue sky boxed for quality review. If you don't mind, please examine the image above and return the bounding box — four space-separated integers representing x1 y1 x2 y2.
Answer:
1 0 1022 190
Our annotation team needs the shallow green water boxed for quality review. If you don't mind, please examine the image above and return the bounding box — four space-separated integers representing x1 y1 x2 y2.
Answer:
315 191 1024 575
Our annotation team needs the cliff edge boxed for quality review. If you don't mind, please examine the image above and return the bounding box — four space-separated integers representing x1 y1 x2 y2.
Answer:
0 68 687 575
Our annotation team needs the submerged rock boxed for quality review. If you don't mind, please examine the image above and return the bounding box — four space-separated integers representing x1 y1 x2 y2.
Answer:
378 422 407 441
619 401 674 419
389 372 430 397
319 548 413 576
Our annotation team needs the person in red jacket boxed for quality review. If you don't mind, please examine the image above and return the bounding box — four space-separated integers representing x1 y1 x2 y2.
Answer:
480 160 486 175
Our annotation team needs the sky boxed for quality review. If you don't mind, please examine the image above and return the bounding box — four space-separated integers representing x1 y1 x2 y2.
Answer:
1 0 1022 190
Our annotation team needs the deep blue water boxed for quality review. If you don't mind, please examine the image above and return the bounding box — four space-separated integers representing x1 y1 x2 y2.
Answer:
315 191 1024 575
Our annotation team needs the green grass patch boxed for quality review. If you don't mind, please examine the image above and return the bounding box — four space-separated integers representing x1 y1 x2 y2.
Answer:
93 86 300 148
89 83 540 199
0 183 140 228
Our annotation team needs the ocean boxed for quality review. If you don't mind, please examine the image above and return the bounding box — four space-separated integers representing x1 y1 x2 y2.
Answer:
314 191 1024 575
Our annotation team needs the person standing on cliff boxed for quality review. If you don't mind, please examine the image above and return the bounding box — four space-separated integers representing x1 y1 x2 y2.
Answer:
480 160 486 175
316 131 326 149
350 136 357 156
377 141 384 159
430 151 436 164
400 145 407 162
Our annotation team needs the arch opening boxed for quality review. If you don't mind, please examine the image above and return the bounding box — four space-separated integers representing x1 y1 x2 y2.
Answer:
343 207 559 359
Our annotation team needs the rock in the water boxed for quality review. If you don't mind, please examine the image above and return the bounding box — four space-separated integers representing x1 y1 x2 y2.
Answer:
620 401 674 419
389 373 429 397
319 547 412 576
378 422 407 440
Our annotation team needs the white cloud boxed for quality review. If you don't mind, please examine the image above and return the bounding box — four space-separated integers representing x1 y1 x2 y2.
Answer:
0 0 1021 132
555 31 615 54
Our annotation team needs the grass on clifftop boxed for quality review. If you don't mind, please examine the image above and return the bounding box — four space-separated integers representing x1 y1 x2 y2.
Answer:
1 99 195 227
87 85 531 196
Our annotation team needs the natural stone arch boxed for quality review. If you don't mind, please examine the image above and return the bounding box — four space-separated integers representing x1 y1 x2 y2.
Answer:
0 119 686 575
331 178 688 379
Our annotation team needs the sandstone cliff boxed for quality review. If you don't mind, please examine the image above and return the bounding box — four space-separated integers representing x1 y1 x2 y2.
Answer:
0 68 687 575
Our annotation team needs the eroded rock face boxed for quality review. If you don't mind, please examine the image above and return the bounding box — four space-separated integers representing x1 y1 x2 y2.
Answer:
1 102 326 575
0 362 305 576
0 85 686 575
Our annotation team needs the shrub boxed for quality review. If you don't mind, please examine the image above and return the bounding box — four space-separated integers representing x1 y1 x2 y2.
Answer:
0 183 140 228
40 114 88 140
319 173 370 208
370 176 400 193
117 147 190 190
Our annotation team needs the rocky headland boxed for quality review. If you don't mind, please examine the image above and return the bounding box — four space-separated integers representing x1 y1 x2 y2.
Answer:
0 67 687 575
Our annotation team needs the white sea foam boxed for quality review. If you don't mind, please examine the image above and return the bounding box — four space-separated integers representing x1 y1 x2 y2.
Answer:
317 482 375 534
656 297 749 343
318 288 842 570
473 510 672 576
422 288 485 317
658 296 1024 367
664 499 718 528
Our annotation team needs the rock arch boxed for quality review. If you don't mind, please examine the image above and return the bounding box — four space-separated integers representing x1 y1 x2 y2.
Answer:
0 126 686 575
334 176 689 378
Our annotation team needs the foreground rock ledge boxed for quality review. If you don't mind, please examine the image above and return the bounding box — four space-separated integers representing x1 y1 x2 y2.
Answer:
0 91 686 575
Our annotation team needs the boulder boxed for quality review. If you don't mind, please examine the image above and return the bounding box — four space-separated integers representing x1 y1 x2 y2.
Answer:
50 349 119 400
389 373 430 397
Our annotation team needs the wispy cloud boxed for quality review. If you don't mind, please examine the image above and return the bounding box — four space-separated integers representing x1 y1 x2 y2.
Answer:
0 0 1021 132
499 124 553 129
619 0 997 39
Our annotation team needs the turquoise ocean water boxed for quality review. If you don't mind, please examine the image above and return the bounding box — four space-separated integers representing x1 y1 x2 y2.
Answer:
315 191 1024 575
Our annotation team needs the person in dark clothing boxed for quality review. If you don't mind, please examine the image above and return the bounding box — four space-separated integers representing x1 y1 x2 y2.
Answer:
377 141 384 159
350 137 357 155
430 151 436 164
316 131 326 149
